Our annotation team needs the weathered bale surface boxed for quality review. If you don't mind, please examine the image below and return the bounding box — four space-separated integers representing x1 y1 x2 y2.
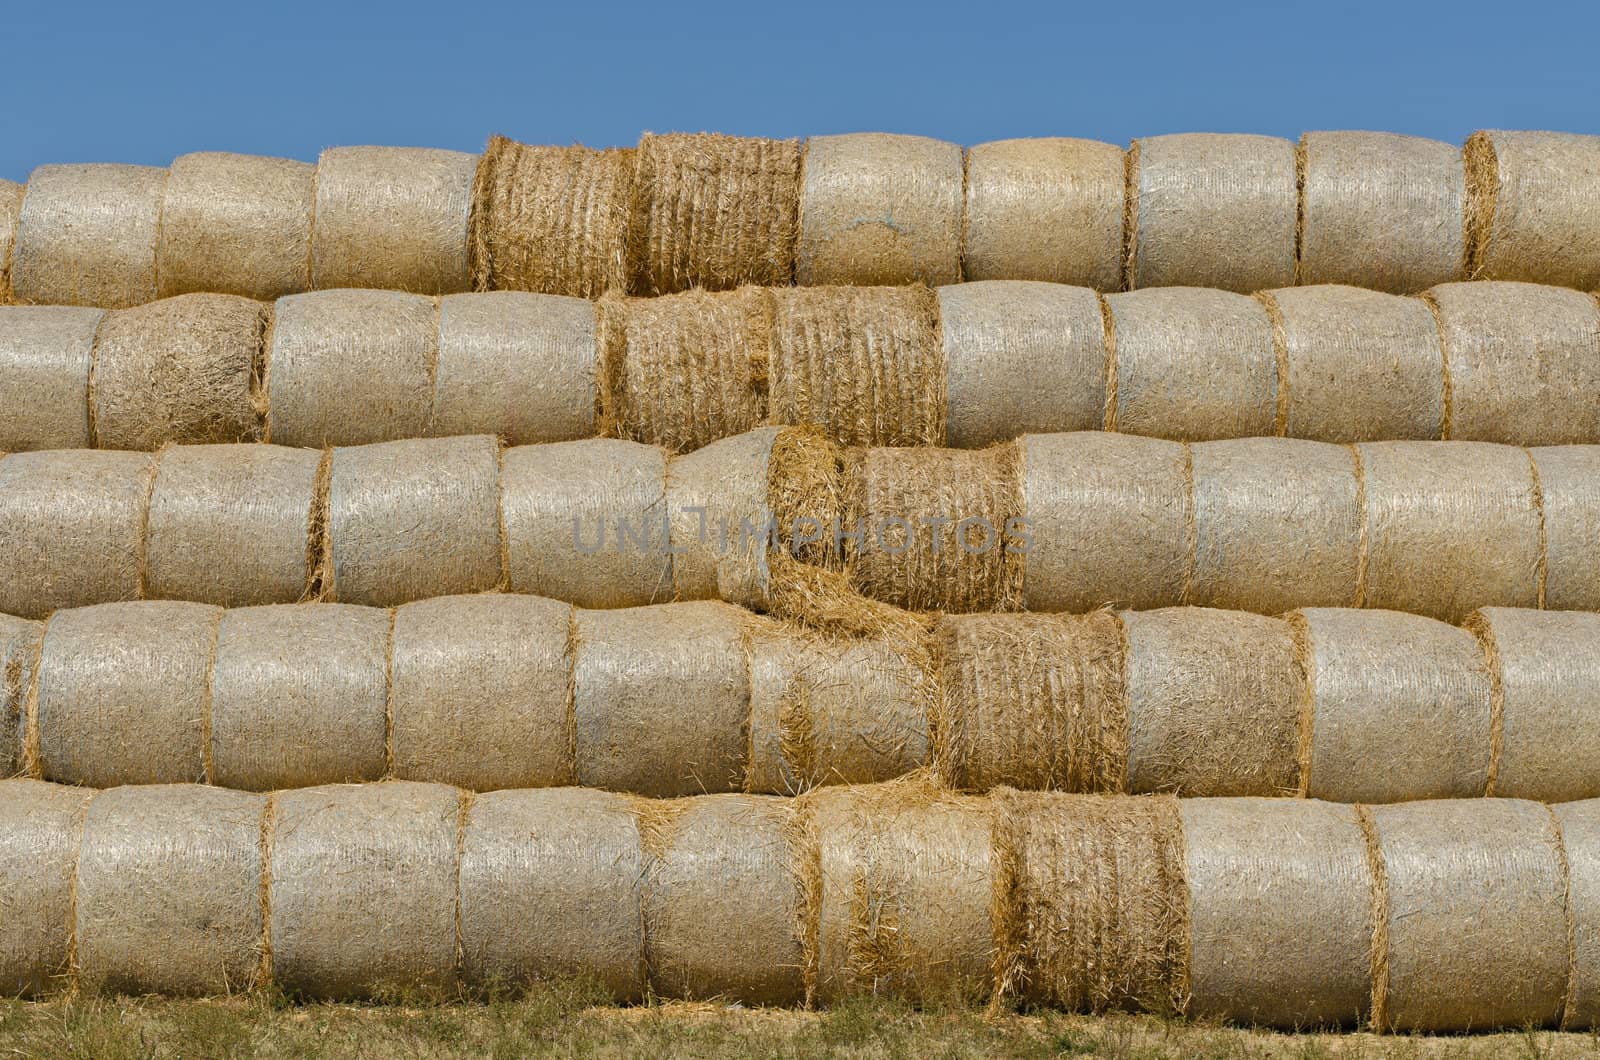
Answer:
1535 446 1600 612
157 152 315 300
0 179 22 303
1129 134 1296 292
311 146 476 294
12 164 165 308
963 138 1124 289
1468 130 1600 290
0 780 89 996
0 614 42 778
665 427 777 607
1298 132 1465 292
1555 800 1600 1029
797 134 962 287
0 305 100 451
75 785 263 997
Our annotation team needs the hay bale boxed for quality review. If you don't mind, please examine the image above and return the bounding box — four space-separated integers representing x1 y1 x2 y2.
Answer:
1533 446 1600 612
268 782 460 1000
1128 134 1296 292
0 179 22 303
632 132 800 293
963 138 1124 288
1554 799 1600 1029
1267 285 1444 442
1432 281 1600 444
433 292 596 445
0 449 153 619
0 780 89 996
0 615 42 778
392 594 572 791
157 152 315 300
1357 441 1542 621
1369 798 1568 1031
937 281 1104 448
265 289 436 448
75 785 263 996
1298 131 1465 292
1468 130 1600 289
210 604 389 790
665 427 778 607
0 305 101 451
1180 798 1372 1028
1103 288 1276 441
11 164 165 308
796 134 962 287
311 146 476 294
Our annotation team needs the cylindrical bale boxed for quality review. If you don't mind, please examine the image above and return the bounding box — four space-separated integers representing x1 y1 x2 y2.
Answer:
1129 134 1296 292
0 305 101 451
1432 281 1600 445
1534 446 1600 612
0 780 90 996
1370 798 1568 1032
91 293 264 450
1468 130 1600 290
1180 798 1372 1028
1298 608 1491 802
1124 608 1298 797
326 435 502 607
157 152 315 300
0 178 22 302
268 782 460 1000
310 146 476 294
0 450 153 619
1269 285 1444 442
11 163 165 308
639 794 803 1004
0 615 43 778
35 601 219 788
210 604 389 791
433 292 596 445
1357 441 1542 621
265 289 436 448
573 602 748 798
1104 287 1276 441
502 439 672 609
796 133 962 287
1020 432 1191 613
631 132 801 293
963 138 1124 289
938 281 1105 448
1188 438 1361 612
665 427 778 607
391 594 572 791
1555 799 1600 1029
1298 131 1465 293
75 785 264 997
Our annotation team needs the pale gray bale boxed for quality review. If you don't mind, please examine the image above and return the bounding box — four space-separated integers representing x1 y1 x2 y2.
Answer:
665 426 777 608
1553 799 1600 1029
157 151 315 300
0 780 91 996
11 163 165 308
1 614 43 778
1468 130 1600 290
0 179 22 302
1533 446 1600 612
0 306 101 451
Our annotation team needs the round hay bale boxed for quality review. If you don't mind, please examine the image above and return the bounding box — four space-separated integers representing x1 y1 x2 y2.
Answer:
1188 438 1361 612
210 604 389 790
391 594 572 791
1128 134 1296 292
938 281 1105 448
311 146 476 294
1357 441 1542 621
665 427 778 607
1298 131 1465 293
459 787 644 999
0 615 43 779
1554 799 1600 1029
157 152 315 300
1020 432 1191 613
268 781 460 1001
0 780 90 997
1268 285 1444 442
0 179 22 303
796 134 963 287
632 132 800 293
92 294 264 451
1123 608 1298 797
75 784 264 997
433 292 596 445
1432 281 1600 445
1468 130 1600 290
0 305 101 451
501 439 672 609
1533 446 1600 612
11 163 165 308
1180 798 1372 1028
265 289 436 448
0 449 154 620
1369 798 1568 1032
963 138 1124 288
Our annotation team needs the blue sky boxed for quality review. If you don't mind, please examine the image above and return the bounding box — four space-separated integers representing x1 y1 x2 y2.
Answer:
3 0 1595 182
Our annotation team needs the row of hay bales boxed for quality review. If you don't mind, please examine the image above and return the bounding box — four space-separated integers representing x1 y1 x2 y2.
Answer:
3 130 1598 307
5 279 1599 454
5 595 1600 805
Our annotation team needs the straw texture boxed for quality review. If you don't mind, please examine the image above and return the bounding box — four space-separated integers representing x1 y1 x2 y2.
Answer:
157 152 315 300
0 780 88 996
664 427 777 607
1555 800 1600 1029
0 179 22 304
0 614 40 779
0 305 101 451
12 164 165 308
1468 130 1600 290
1534 446 1600 612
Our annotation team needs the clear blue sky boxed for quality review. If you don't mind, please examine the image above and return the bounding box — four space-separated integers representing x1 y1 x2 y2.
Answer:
4 0 1596 183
